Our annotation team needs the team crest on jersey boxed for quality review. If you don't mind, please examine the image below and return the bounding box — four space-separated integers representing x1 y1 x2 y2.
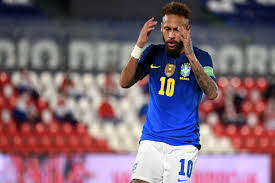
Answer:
180 63 191 80
165 64 176 77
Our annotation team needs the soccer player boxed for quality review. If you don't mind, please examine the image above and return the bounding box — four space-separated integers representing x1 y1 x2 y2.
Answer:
120 2 218 183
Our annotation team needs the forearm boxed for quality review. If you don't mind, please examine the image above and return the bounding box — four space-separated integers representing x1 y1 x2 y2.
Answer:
119 57 140 88
120 18 157 88
188 55 218 100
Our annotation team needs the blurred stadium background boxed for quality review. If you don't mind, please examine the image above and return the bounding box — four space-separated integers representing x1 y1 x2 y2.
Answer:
0 0 274 182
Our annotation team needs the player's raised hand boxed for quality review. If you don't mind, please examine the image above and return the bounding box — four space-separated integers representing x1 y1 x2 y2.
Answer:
136 17 158 48
179 25 195 58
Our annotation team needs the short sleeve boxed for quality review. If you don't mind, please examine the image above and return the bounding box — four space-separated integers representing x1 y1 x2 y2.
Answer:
137 44 156 80
197 52 216 82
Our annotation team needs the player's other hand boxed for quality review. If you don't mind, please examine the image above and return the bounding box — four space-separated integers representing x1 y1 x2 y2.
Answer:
136 17 158 48
179 25 195 58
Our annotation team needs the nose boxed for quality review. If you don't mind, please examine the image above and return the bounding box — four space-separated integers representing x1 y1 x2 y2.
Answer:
168 31 175 39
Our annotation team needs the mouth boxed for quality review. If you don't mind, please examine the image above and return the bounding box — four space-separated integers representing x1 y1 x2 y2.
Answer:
167 41 176 48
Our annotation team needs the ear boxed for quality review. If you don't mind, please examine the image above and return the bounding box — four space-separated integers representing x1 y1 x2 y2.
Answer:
161 22 163 32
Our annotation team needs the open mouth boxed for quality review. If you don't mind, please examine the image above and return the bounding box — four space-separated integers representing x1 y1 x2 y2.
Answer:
167 41 176 48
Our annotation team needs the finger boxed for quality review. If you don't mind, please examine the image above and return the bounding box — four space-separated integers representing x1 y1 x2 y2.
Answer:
147 27 155 31
148 20 158 25
144 17 154 27
187 26 191 35
179 33 185 42
147 17 155 23
182 25 191 37
146 27 155 34
178 26 187 40
178 26 183 34
147 26 156 31
147 19 157 25
184 25 191 36
147 21 158 27
178 26 186 34
147 27 155 36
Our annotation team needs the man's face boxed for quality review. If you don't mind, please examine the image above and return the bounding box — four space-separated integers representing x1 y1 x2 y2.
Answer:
161 14 189 57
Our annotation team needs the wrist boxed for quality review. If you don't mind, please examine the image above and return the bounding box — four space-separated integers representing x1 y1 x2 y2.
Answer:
131 45 143 59
136 41 145 48
186 53 196 60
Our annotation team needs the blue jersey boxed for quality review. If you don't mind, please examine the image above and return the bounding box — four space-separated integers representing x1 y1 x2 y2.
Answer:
138 44 216 149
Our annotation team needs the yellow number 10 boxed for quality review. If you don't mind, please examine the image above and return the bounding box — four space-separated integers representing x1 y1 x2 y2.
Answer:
158 77 175 97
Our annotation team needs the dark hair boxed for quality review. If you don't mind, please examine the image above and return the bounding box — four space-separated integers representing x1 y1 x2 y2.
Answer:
162 1 191 19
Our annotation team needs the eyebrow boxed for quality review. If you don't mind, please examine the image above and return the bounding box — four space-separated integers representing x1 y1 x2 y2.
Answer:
163 26 179 30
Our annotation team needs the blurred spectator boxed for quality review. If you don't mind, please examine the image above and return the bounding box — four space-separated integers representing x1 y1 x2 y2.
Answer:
138 75 149 94
264 83 275 100
60 73 73 94
54 97 77 125
97 95 117 122
264 98 275 129
17 70 39 101
221 86 246 126
263 84 275 129
102 71 122 99
104 72 117 93
12 70 42 125
28 100 40 123
13 93 40 125
59 73 82 100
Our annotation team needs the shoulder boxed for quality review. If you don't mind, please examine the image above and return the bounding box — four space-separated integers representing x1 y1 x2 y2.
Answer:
193 46 212 64
193 46 211 58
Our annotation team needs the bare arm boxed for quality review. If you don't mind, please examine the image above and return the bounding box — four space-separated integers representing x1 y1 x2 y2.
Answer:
119 57 144 88
187 55 218 100
120 18 157 88
179 25 218 100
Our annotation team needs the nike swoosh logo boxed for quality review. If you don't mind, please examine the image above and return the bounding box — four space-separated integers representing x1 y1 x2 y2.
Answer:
177 179 187 182
150 64 160 68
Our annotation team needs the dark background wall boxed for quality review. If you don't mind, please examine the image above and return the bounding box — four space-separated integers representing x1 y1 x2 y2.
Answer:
69 0 209 21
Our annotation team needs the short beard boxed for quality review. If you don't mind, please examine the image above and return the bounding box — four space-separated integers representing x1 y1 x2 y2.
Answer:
163 36 184 58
